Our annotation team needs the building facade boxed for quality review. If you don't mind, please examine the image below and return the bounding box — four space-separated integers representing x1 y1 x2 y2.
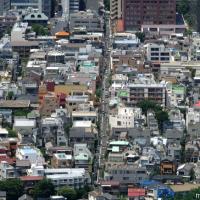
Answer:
0 0 10 16
11 0 52 17
123 0 176 31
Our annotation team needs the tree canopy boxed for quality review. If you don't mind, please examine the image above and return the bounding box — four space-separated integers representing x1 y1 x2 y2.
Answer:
135 32 145 43
31 24 49 36
138 100 169 132
32 179 55 199
58 187 77 200
0 179 24 200
174 187 200 200
7 128 18 138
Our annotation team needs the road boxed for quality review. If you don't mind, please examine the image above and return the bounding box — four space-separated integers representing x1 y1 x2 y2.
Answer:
97 11 111 182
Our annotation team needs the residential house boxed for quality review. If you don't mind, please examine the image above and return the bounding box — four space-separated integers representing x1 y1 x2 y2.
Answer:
160 158 177 175
44 168 91 189
69 127 97 151
74 144 93 170
16 146 45 166
51 153 73 168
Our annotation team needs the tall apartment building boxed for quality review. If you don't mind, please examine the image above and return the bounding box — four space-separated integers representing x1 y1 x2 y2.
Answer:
123 0 176 31
0 0 10 16
110 0 122 21
69 0 79 13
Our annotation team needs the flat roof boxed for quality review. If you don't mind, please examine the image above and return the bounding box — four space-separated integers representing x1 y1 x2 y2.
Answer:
0 100 30 108
109 141 129 146
54 153 72 160
72 111 97 117
20 176 43 181
14 119 36 127
170 183 200 192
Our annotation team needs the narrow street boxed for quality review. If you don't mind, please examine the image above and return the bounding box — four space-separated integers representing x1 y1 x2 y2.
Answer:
97 11 111 182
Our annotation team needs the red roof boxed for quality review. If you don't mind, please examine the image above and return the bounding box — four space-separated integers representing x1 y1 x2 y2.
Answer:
128 188 146 197
194 100 200 107
20 176 43 181
0 157 15 165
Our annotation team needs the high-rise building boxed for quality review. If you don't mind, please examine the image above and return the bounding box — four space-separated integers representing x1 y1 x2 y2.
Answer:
70 0 79 13
123 0 176 31
0 0 10 16
11 0 52 18
110 0 122 21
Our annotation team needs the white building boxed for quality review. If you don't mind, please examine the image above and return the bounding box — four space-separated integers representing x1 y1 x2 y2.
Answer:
16 146 45 166
0 0 10 16
11 22 29 42
0 127 8 138
44 168 91 189
109 106 135 129
13 118 36 138
186 108 200 129
145 43 171 63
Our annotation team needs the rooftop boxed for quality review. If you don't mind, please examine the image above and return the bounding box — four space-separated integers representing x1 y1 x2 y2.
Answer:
14 119 36 127
0 100 30 108
54 153 72 160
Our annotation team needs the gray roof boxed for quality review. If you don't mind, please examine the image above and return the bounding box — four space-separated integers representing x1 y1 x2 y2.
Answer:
0 191 6 197
165 129 183 139
16 159 31 167
24 12 48 21
18 194 33 200
69 127 95 138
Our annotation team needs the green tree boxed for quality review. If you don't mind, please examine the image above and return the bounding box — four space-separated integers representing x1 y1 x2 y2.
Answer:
76 186 92 199
7 91 14 100
0 179 24 200
197 0 200 32
138 100 168 132
155 110 169 132
174 187 200 200
32 179 55 199
31 24 49 36
189 168 195 181
137 100 161 116
180 133 187 163
95 88 102 100
104 0 110 10
177 0 190 15
58 187 77 200
7 128 17 138
135 32 145 43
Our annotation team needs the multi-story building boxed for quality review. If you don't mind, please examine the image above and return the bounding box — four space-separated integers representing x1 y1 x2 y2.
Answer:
104 164 148 187
123 0 176 31
0 12 17 38
69 10 103 32
145 43 171 63
111 74 166 106
0 161 16 179
69 0 79 13
44 168 91 189
109 106 135 129
11 0 52 17
40 117 67 146
39 93 59 117
110 0 122 21
51 153 73 168
0 0 10 16
16 146 45 166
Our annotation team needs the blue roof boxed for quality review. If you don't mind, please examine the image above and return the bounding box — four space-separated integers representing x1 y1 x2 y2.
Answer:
139 180 160 187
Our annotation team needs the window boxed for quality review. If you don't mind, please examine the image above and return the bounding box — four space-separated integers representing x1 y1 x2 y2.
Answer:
117 121 121 126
